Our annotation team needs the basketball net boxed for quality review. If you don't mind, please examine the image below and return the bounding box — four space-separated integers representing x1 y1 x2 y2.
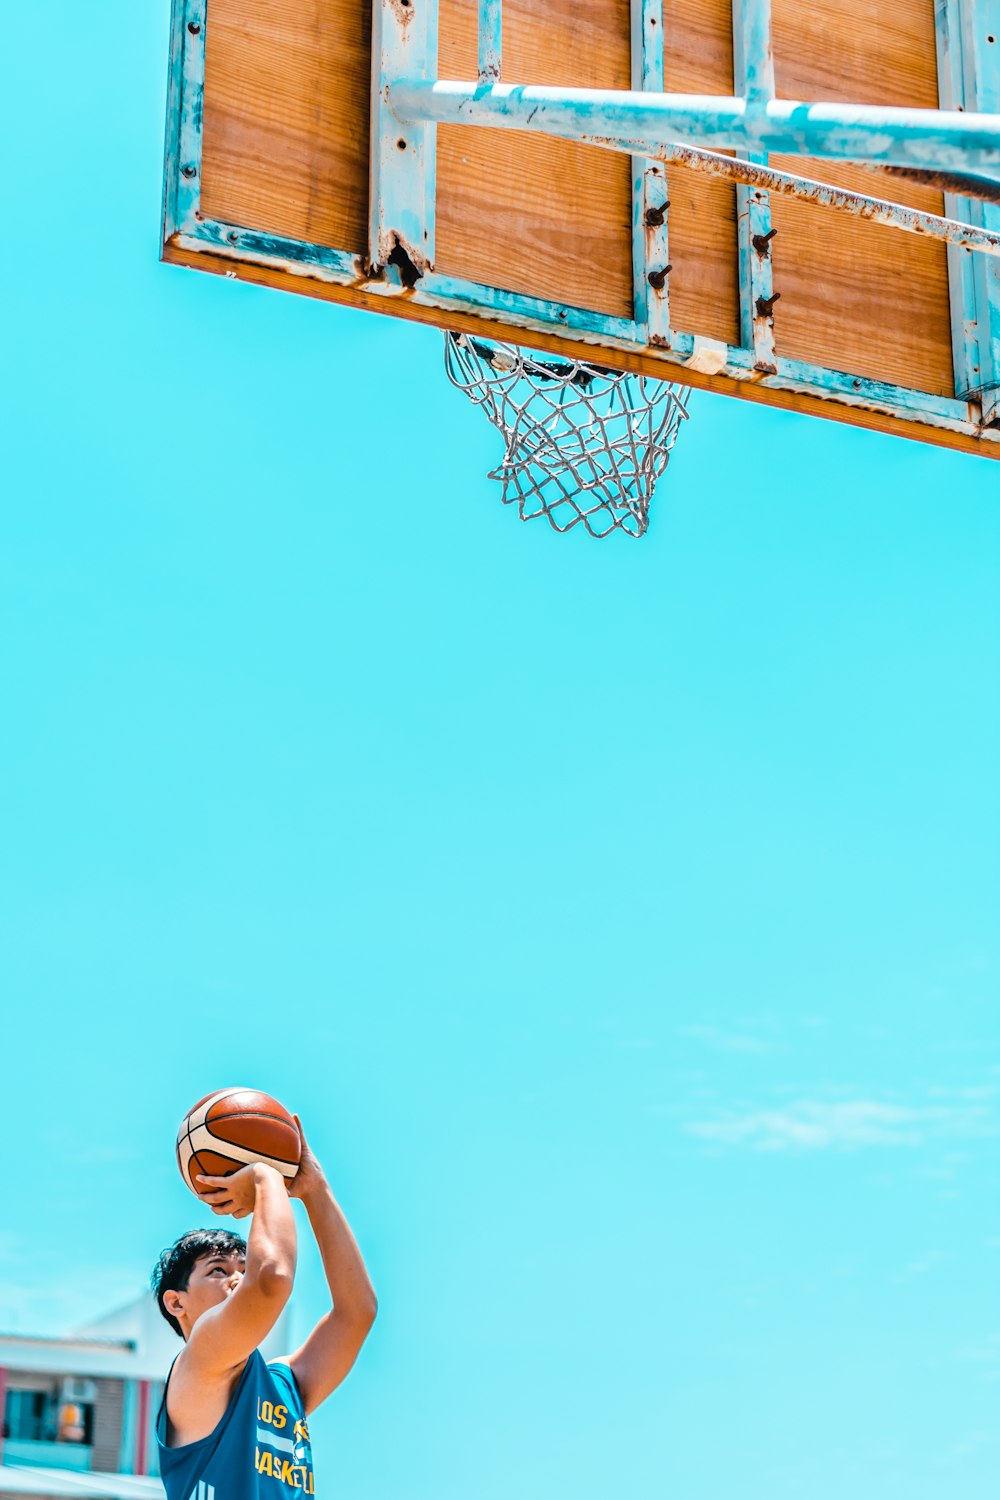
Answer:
444 333 689 538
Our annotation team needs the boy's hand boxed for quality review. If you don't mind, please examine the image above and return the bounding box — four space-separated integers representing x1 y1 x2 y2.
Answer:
197 1162 280 1219
287 1116 327 1203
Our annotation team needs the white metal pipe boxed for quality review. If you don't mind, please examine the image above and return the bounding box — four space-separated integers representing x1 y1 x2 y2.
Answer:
390 80 1000 173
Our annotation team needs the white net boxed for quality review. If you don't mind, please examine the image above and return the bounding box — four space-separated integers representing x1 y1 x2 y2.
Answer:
444 333 689 538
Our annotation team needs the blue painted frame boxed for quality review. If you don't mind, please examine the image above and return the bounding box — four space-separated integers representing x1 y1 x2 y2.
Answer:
162 0 1000 446
936 0 1000 426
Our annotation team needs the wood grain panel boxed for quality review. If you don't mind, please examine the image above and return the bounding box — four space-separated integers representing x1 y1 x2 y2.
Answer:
201 0 371 253
769 0 954 394
773 0 940 108
436 0 634 319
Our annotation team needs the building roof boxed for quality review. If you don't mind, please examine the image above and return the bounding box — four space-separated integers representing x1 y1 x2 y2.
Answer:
0 1469 164 1500
0 1296 290 1381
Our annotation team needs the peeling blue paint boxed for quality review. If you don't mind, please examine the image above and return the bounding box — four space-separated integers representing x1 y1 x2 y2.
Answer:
174 0 207 236
478 0 502 85
936 0 1000 421
631 0 673 345
370 0 438 282
732 0 777 371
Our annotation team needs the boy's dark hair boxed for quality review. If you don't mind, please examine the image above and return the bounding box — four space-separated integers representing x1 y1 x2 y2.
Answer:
151 1229 247 1338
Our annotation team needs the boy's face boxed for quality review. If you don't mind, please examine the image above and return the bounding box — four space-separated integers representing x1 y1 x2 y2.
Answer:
169 1249 246 1336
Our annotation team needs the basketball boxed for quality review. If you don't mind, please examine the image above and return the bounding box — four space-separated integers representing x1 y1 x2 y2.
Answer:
176 1087 302 1197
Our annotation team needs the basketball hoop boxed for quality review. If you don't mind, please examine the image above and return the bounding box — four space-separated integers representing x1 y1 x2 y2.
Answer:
444 334 689 538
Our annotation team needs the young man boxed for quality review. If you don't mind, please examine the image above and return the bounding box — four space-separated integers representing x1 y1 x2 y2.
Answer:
151 1120 376 1500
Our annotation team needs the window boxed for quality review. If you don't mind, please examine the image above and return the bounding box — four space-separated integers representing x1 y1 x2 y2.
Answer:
5 1390 57 1444
3 1390 94 1447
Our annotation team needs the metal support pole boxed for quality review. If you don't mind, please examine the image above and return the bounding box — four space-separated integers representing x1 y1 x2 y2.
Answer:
478 0 502 84
390 82 1000 175
937 0 1000 425
733 0 777 371
631 0 671 344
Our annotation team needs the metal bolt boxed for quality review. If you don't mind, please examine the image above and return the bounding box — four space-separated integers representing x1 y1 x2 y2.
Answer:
644 202 670 228
755 292 780 317
187 20 201 35
647 266 672 292
397 138 407 150
752 228 778 255
181 164 197 179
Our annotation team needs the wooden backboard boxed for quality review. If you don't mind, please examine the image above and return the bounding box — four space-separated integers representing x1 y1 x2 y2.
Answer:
162 0 1000 459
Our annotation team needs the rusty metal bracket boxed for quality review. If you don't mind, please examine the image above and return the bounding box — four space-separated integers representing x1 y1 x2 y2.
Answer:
369 0 438 286
732 0 778 372
937 0 1000 423
631 0 672 346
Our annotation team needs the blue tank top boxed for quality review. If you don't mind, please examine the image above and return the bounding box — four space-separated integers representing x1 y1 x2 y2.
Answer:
156 1350 316 1500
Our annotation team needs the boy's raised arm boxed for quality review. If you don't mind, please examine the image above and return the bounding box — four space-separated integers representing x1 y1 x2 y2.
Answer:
283 1120 377 1413
185 1163 297 1376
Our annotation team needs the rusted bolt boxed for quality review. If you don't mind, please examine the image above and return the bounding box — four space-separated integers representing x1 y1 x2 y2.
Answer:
752 227 778 255
187 20 201 34
228 230 239 244
755 292 780 317
647 266 672 292
397 138 407 151
181 164 197 179
644 202 670 228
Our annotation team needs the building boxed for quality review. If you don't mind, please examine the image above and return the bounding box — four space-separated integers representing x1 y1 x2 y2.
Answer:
0 1298 289 1500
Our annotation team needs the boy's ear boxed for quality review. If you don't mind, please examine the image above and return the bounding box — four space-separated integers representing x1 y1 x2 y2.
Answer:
163 1289 185 1321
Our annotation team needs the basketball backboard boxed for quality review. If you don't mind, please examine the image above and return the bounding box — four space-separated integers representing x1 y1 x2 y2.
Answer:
163 0 1000 461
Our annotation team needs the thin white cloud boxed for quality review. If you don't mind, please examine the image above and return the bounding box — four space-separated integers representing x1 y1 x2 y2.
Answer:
684 1097 997 1152
678 1023 774 1056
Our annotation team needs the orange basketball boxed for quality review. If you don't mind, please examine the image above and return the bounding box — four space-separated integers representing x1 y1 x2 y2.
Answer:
176 1087 301 1197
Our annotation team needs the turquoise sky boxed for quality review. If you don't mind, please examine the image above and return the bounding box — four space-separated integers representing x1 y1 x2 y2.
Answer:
3 5 1000 1499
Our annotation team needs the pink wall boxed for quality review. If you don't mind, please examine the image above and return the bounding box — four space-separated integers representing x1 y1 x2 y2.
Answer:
135 1379 151 1476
